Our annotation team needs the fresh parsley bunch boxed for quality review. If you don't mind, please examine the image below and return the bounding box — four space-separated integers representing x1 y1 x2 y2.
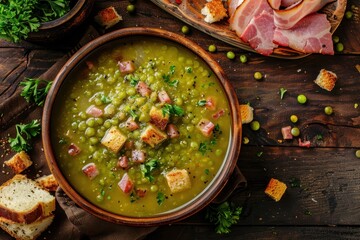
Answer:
0 0 70 42
8 119 41 152
20 78 53 106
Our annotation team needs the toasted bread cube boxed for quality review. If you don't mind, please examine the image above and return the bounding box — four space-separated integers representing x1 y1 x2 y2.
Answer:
239 104 254 124
264 178 287 202
35 174 58 192
4 151 32 174
140 124 167 147
101 126 127 153
94 6 122 29
314 69 337 91
165 169 191 193
150 106 169 130
201 0 228 23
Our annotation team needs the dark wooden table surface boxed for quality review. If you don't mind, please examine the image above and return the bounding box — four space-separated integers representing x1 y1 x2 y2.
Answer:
1 0 359 239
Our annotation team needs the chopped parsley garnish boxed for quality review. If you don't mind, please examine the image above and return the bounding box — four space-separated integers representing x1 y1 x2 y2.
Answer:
316 134 323 140
197 99 207 106
129 109 138 119
169 65 176 75
185 66 193 73
168 79 179 87
199 142 210 155
129 77 139 87
58 138 67 144
130 192 139 203
256 151 263 157
8 119 41 152
156 192 165 205
162 104 185 117
162 65 179 87
20 78 53 106
140 159 159 182
279 87 287 100
204 169 209 175
100 94 112 104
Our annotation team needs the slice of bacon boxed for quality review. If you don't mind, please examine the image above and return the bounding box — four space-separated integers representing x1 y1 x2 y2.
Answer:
205 97 216 111
281 126 293 140
228 0 245 17
117 156 129 169
136 81 152 97
158 90 172 104
82 163 99 180
86 105 103 117
118 61 135 74
132 150 146 163
197 119 215 137
298 138 311 148
68 143 81 156
118 173 133 194
125 117 139 131
212 109 225 120
166 124 180 139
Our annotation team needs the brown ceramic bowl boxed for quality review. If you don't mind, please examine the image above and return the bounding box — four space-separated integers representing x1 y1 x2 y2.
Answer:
26 0 95 43
42 27 241 226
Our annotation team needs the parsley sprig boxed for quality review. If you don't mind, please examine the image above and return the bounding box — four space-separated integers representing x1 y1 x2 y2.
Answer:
8 119 41 152
162 65 179 87
205 201 242 234
140 159 159 182
162 104 184 117
20 78 52 106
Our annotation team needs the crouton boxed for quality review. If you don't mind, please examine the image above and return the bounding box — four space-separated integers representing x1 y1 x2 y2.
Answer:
94 6 123 29
314 69 337 91
165 169 191 193
201 0 228 23
150 106 169 130
140 124 167 147
4 151 32 174
35 174 58 192
101 126 127 153
264 178 287 202
239 104 254 124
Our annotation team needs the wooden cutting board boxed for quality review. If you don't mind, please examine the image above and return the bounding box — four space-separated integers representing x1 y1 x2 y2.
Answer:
150 0 347 59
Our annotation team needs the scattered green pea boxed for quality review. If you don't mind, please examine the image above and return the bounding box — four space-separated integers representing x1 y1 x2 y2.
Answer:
297 94 307 104
126 4 136 13
355 103 359 109
181 25 190 35
239 54 247 63
250 120 260 131
208 44 217 52
254 71 263 80
291 127 300 137
356 150 360 158
345 10 353 19
335 42 344 52
290 115 298 123
243 137 249 144
324 106 333 115
332 35 340 44
226 51 235 60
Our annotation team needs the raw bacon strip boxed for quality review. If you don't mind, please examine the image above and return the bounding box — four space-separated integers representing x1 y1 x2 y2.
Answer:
273 13 334 55
273 0 335 29
267 0 281 9
240 11 278 56
281 0 301 8
228 0 244 17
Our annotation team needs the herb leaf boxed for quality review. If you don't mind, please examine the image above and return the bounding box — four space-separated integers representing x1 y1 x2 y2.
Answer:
8 119 41 152
129 109 138 119
162 66 179 87
156 192 165 205
140 159 159 182
205 201 242 234
279 87 287 100
197 100 207 106
20 78 53 106
100 94 112 104
162 104 184 117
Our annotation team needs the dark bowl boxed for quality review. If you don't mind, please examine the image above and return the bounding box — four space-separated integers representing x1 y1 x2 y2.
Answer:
26 0 95 43
42 27 242 226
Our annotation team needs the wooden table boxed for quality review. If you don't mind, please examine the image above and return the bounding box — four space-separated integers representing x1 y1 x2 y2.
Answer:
1 1 359 239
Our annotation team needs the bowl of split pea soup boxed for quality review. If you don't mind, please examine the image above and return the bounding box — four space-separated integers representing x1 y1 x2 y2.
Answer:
42 27 242 225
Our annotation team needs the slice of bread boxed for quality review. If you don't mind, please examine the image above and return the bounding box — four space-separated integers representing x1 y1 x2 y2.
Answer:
94 6 123 29
0 214 54 240
314 69 337 91
239 104 254 124
165 169 191 193
0 175 55 224
4 151 33 174
201 0 228 23
35 174 58 192
264 178 287 202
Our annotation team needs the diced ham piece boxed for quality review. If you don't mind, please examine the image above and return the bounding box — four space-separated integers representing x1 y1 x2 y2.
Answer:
118 61 135 74
158 90 172 104
125 117 139 131
86 61 95 70
281 126 293 140
68 143 81 156
298 138 311 148
229 0 272 38
205 97 216 110
212 109 225 120
273 0 335 29
118 173 133 194
86 105 103 117
228 0 245 17
132 150 146 163
124 140 134 150
136 188 147 198
82 163 99 180
197 119 215 137
136 81 152 97
241 11 278 56
166 124 180 139
117 156 129 169
273 13 334 55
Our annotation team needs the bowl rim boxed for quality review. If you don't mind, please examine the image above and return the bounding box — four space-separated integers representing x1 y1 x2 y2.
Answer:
42 27 242 226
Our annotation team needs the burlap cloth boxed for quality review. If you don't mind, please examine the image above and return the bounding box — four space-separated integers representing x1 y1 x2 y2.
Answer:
0 26 246 240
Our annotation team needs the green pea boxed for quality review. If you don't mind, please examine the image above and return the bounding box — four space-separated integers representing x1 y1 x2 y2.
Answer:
324 106 333 115
126 87 136 96
291 127 300 137
150 185 158 192
181 25 190 35
208 44 217 52
127 4 136 13
78 121 87 131
71 122 78 130
250 120 260 131
94 98 102 106
85 127 96 137
95 118 104 125
345 10 353 19
239 55 247 63
79 136 86 143
104 120 112 128
297 94 307 104
190 142 198 149
243 137 249 144
254 71 263 80
96 194 104 202
332 35 340 44
175 97 183 106
200 175 207 182
86 118 95 127
290 115 298 123
79 111 87 119
118 91 127 100
90 137 99 145
356 150 360 158
215 149 222 156
226 51 235 60
335 42 344 52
